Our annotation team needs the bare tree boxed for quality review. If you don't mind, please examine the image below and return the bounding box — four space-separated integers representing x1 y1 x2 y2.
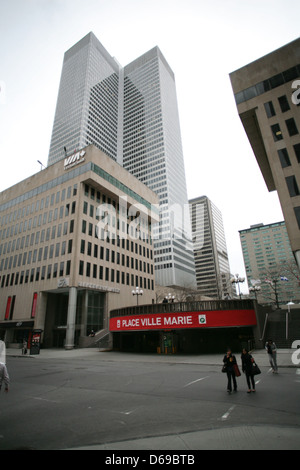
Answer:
251 258 300 307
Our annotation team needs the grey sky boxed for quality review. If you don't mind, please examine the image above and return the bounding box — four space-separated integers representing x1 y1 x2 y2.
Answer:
0 0 299 292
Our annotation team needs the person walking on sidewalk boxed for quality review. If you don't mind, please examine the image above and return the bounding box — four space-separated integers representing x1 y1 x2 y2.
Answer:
223 348 238 393
0 362 9 393
265 339 278 373
22 338 28 355
241 348 256 393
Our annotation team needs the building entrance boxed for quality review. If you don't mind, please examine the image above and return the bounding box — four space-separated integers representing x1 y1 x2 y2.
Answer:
113 327 255 354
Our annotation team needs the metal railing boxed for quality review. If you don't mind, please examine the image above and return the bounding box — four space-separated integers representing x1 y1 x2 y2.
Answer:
259 313 269 342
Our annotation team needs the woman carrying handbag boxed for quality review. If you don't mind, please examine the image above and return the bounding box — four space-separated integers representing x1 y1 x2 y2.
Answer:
223 348 238 393
241 348 258 393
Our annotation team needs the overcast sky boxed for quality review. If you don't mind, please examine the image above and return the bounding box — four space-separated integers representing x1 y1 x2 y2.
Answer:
0 0 299 293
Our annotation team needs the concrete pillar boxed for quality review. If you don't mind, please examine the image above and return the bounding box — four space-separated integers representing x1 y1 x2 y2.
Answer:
35 292 47 333
65 287 77 350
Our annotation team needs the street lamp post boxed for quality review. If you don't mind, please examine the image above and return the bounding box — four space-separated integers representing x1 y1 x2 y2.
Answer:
166 293 175 303
230 274 245 300
132 286 143 305
249 285 261 301
286 301 295 340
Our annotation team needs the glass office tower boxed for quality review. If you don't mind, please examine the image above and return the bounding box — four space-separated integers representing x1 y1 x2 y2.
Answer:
189 196 233 299
48 32 121 165
48 33 196 288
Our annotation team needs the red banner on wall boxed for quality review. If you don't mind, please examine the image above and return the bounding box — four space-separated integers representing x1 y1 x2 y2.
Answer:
31 293 38 318
110 309 257 332
5 297 12 320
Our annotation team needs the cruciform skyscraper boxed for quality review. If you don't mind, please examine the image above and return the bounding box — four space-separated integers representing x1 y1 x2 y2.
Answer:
48 32 196 288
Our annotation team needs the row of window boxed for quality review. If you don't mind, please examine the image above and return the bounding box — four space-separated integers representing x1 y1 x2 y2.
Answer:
0 240 73 272
264 94 298 117
80 239 153 274
278 144 300 168
78 260 154 290
0 185 78 227
81 218 153 254
0 221 74 255
0 261 71 288
234 64 300 104
270 118 299 141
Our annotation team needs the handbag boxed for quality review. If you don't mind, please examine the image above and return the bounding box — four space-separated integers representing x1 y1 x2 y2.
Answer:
233 364 241 377
251 362 261 375
222 364 227 373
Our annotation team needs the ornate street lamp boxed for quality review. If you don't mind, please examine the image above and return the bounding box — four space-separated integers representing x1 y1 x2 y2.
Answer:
167 293 175 303
249 285 261 301
132 286 143 305
230 274 245 299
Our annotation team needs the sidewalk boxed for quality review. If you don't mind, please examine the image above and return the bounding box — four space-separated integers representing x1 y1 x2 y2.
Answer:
5 347 298 367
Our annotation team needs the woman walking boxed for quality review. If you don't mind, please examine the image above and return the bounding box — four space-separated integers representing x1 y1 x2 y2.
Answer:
223 348 238 393
241 348 256 393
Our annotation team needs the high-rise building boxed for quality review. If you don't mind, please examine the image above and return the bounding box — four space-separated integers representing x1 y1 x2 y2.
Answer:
189 196 233 299
48 32 196 288
230 38 300 271
239 221 300 305
48 33 121 166
0 145 158 349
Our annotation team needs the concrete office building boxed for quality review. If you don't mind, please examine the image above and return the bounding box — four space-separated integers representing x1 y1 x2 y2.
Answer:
189 196 234 299
239 221 300 305
230 38 300 270
0 145 158 349
48 32 196 289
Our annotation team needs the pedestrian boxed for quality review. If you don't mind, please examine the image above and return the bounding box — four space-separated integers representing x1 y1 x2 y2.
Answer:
241 348 256 393
22 338 27 355
0 362 9 393
265 339 278 373
223 348 238 393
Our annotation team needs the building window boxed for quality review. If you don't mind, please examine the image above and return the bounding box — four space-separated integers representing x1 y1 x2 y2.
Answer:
86 262 91 277
47 265 52 279
278 148 291 168
278 95 290 113
294 207 300 229
286 175 300 197
264 101 276 118
87 242 92 256
59 262 64 277
53 263 58 278
294 143 300 163
271 124 283 141
93 264 97 279
79 261 84 276
66 261 71 276
285 118 299 137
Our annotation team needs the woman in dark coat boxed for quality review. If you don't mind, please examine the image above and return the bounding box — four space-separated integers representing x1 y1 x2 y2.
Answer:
223 348 238 393
241 348 256 393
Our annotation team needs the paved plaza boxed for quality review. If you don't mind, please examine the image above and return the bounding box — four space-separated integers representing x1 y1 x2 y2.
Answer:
1 348 299 450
